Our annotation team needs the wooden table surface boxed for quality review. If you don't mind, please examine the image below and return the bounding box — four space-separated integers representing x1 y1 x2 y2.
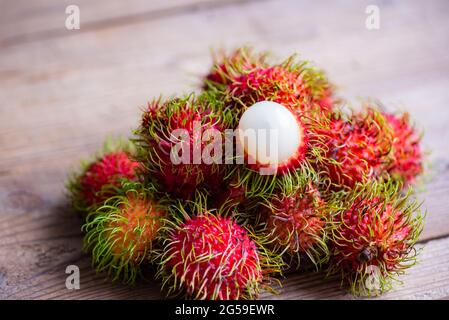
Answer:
1 0 449 300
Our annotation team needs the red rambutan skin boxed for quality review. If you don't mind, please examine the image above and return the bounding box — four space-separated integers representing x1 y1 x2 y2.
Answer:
204 48 264 87
213 181 247 210
316 88 334 112
165 215 262 300
264 185 327 257
140 100 224 200
79 151 139 206
384 112 423 185
229 66 312 113
204 49 334 116
317 110 393 189
332 197 413 274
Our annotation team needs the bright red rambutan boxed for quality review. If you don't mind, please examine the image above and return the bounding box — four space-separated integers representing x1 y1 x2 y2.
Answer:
316 108 394 189
316 87 334 111
262 183 329 266
228 65 335 118
229 66 309 112
328 182 423 295
204 47 267 88
157 209 281 300
83 181 167 284
136 94 232 200
67 142 139 212
79 151 139 205
204 48 334 117
383 112 423 185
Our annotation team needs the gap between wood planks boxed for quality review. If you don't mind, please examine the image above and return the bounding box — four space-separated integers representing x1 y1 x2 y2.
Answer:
0 0 269 48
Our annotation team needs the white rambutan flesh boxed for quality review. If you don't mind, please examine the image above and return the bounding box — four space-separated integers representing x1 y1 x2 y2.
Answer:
236 101 305 169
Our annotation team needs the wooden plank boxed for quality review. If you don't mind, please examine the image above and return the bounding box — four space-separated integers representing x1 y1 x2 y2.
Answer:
0 0 258 47
1 0 449 300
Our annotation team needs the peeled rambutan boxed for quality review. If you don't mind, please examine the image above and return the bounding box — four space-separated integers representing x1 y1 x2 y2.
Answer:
328 181 424 295
262 182 329 267
237 101 309 176
83 181 166 284
226 100 327 201
383 111 423 185
156 203 282 299
135 93 232 200
316 107 394 189
67 139 139 212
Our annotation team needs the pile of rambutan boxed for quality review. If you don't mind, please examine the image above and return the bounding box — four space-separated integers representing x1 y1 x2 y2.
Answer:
67 47 426 299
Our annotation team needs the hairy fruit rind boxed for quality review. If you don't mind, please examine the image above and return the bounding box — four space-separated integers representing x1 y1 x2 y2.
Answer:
204 48 335 119
135 93 233 200
83 181 167 284
328 181 424 296
156 202 282 299
262 182 329 268
204 47 268 89
66 139 139 213
383 111 423 185
316 107 394 190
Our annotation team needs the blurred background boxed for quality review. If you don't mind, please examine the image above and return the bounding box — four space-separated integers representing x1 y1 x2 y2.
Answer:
1 0 449 299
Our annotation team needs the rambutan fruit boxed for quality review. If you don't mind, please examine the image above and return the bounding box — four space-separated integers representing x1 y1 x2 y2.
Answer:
383 111 423 185
226 100 327 201
203 47 268 89
156 201 282 300
212 177 249 211
237 101 309 175
315 86 335 111
316 107 394 190
229 64 304 110
134 93 233 200
229 63 332 117
67 139 139 213
204 48 334 118
83 181 167 284
261 182 329 268
327 181 424 295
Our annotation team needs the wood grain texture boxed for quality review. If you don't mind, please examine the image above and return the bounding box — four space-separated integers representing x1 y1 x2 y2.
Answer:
0 0 261 46
1 0 449 299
